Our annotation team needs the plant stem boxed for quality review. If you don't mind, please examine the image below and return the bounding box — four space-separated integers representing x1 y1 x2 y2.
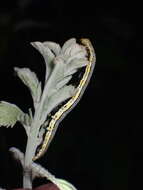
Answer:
23 71 56 188
23 168 32 189
23 118 41 188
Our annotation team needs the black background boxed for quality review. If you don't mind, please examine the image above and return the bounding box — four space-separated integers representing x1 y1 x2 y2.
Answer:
0 1 141 190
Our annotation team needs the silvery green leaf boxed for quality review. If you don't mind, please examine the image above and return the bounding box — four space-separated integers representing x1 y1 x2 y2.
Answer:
63 40 84 59
43 41 61 56
14 67 42 106
19 111 32 127
65 58 89 77
61 38 76 54
56 75 72 90
65 48 87 65
41 85 75 123
55 178 77 190
28 108 33 120
31 41 55 80
48 57 65 86
0 101 24 127
68 43 85 56
37 82 42 103
64 43 81 59
9 147 24 165
60 38 87 65
43 57 65 97
64 69 77 77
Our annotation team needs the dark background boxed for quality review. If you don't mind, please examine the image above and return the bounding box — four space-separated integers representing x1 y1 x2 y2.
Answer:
0 1 141 190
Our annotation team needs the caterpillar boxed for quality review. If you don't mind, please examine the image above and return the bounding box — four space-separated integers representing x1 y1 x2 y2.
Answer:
33 38 96 161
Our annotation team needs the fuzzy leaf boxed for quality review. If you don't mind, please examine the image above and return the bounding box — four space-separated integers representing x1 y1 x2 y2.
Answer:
61 38 76 54
43 57 66 98
31 41 55 80
56 178 77 190
65 58 88 77
56 75 72 90
40 85 75 123
14 67 42 106
43 41 61 56
0 101 24 127
46 85 75 111
19 112 32 127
